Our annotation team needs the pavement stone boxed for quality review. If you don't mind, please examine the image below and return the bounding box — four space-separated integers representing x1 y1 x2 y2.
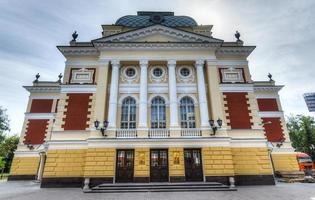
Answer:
0 181 315 200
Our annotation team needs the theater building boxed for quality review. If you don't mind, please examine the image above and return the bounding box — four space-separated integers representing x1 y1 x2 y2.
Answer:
9 11 299 188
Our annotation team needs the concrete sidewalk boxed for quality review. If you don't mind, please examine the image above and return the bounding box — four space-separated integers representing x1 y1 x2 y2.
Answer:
0 181 315 200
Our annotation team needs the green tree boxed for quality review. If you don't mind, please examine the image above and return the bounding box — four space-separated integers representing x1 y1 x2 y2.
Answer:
0 107 10 143
287 115 315 160
0 135 19 172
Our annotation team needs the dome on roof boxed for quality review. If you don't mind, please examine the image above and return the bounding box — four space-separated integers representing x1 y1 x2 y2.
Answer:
115 11 198 28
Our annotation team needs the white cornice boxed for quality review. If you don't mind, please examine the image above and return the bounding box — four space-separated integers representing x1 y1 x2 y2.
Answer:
23 86 60 93
220 84 254 92
25 113 56 119
60 84 97 93
258 111 284 118
58 46 99 56
29 95 60 99
254 85 284 92
216 46 256 57
255 94 279 99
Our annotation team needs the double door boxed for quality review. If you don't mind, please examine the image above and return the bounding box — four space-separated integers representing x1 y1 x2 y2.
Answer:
184 149 203 181
116 149 134 182
150 149 169 182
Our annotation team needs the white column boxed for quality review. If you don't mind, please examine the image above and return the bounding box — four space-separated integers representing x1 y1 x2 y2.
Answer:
107 60 120 128
37 152 46 181
168 60 179 128
138 59 148 128
195 59 210 128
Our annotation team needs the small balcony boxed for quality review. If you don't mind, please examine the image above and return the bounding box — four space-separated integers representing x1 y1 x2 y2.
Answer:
148 129 170 138
180 128 202 137
116 129 137 138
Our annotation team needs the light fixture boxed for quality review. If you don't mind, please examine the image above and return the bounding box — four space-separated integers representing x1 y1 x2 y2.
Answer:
209 118 222 136
94 120 109 136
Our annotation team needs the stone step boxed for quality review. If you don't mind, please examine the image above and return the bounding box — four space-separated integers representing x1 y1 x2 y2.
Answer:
85 182 237 193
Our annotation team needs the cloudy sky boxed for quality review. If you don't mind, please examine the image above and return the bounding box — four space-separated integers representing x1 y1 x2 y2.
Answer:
0 0 314 134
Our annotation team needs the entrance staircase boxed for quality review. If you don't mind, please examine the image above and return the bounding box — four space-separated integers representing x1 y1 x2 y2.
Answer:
84 182 236 193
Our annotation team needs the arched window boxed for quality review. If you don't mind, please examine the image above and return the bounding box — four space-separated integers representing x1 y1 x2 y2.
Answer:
180 96 196 128
151 96 166 129
120 97 136 129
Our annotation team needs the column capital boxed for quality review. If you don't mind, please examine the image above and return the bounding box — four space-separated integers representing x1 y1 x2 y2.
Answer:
206 59 218 66
111 60 120 67
139 59 149 66
195 59 205 67
98 59 110 66
167 59 176 66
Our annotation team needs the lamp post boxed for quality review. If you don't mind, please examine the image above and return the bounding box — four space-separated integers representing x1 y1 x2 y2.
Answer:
94 120 109 136
208 118 223 136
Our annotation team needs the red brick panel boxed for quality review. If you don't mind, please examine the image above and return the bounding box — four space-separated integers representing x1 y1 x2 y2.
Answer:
224 92 252 129
257 99 279 111
63 93 92 130
262 117 285 142
30 99 53 113
24 119 48 144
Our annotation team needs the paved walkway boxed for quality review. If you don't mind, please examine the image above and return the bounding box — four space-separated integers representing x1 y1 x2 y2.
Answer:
0 180 315 200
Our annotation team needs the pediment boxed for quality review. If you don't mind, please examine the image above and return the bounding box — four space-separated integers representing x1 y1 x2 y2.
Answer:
93 24 223 43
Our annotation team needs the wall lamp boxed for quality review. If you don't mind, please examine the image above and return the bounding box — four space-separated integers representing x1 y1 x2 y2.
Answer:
209 118 223 136
94 120 109 136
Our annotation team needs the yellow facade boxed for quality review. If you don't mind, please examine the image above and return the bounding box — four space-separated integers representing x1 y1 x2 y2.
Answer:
168 147 185 177
10 157 40 175
134 148 150 177
271 153 299 172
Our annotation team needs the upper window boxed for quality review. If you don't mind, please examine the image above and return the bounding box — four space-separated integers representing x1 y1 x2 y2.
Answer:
125 68 136 78
120 97 136 129
153 68 163 77
151 96 166 129
180 96 196 128
180 68 190 77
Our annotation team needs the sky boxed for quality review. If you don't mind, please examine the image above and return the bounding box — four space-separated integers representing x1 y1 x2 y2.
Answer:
0 0 315 135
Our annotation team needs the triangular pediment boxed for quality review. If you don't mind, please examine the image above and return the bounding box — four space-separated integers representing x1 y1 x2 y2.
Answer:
93 24 223 43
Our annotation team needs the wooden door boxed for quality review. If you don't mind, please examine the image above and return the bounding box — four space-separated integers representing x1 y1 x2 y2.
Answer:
184 149 203 181
116 149 134 182
150 149 169 182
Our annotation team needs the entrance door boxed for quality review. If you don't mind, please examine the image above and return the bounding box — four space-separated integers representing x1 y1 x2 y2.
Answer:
184 149 203 181
116 149 134 182
150 149 169 182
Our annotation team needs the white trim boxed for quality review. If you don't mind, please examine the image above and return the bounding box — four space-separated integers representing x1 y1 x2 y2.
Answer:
60 85 97 93
14 151 40 157
255 94 279 99
177 94 198 105
148 94 169 104
259 111 284 118
119 84 140 93
220 84 254 92
25 113 56 119
30 95 59 100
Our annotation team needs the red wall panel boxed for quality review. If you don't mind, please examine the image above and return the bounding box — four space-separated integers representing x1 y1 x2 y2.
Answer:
63 93 91 130
30 99 53 113
262 117 284 142
224 92 252 129
257 99 279 111
24 119 48 144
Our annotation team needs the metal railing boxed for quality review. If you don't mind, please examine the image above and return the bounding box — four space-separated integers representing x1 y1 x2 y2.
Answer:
148 129 170 138
180 128 202 137
116 129 137 138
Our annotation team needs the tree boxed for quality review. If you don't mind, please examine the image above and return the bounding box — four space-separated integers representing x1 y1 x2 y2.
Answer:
0 135 19 172
0 107 10 143
287 115 315 160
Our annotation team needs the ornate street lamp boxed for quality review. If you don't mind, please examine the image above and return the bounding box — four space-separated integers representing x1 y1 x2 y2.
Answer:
94 120 109 136
209 118 223 136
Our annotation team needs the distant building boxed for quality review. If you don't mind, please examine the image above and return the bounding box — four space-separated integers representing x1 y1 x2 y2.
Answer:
304 93 315 112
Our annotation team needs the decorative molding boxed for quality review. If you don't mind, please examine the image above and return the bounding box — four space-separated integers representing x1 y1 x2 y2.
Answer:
25 113 56 120
118 94 139 105
148 94 169 104
258 111 284 118
149 66 167 83
60 85 97 93
70 68 95 84
220 84 254 92
176 65 195 83
120 66 139 84
57 46 99 56
93 25 223 43
177 94 198 105
255 94 279 99
221 67 244 83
